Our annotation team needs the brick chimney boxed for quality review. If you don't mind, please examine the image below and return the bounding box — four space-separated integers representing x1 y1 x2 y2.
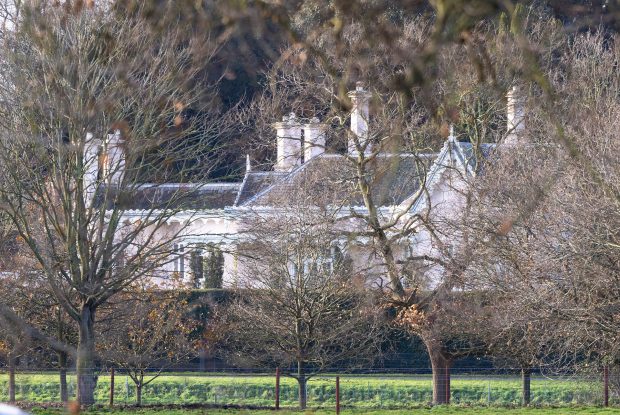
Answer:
274 113 302 171
303 117 326 161
505 85 525 145
347 82 372 156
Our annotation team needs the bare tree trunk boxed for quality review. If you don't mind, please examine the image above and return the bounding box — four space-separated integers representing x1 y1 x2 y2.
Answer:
57 304 69 403
522 367 531 406
77 305 97 406
297 361 308 409
426 339 452 405
136 383 143 406
8 353 15 403
135 369 145 406
59 350 68 403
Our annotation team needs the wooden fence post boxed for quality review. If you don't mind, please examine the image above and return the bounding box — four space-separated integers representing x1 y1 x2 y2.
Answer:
336 376 340 415
275 367 280 410
109 367 115 407
445 366 450 404
604 365 609 407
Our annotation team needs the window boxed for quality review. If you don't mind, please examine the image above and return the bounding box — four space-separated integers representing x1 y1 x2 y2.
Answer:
173 243 185 279
295 244 350 278
189 244 224 289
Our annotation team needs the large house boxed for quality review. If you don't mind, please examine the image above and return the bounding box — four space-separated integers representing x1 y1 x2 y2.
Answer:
88 85 525 288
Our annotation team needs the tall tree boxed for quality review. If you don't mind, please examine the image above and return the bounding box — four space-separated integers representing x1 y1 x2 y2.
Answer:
0 2 232 405
464 28 620 393
236 2 582 403
215 197 387 409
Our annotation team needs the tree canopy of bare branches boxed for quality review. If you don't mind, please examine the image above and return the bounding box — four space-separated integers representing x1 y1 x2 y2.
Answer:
215 200 387 409
0 2 233 405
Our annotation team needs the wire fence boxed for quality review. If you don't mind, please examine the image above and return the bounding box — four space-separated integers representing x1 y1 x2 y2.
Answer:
0 368 616 408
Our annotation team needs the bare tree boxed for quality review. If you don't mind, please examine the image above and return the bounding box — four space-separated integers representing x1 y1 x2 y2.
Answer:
229 0 581 399
0 277 34 403
0 2 232 405
237 40 493 404
0 210 79 402
0 212 36 403
98 284 198 406
461 27 620 399
215 197 387 409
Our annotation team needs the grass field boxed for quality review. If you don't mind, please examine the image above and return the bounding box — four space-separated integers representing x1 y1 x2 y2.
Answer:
26 407 620 415
0 372 610 408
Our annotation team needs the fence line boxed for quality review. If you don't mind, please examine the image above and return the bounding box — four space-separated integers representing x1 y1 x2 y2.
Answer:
0 368 616 408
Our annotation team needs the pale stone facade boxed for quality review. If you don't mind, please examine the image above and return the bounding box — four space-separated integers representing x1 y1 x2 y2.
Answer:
91 86 524 288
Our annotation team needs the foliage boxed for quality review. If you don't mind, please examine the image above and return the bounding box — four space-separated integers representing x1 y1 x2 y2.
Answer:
190 245 225 289
98 287 199 405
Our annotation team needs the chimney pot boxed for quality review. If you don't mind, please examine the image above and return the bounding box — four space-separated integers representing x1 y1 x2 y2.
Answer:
347 85 372 156
274 113 302 171
304 118 326 161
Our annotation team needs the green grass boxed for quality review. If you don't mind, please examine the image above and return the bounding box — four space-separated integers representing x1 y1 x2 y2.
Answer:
27 407 620 415
0 372 609 408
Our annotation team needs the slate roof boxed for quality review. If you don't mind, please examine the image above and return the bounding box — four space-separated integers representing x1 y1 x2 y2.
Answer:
234 171 287 206
96 183 240 210
407 138 498 213
241 153 437 208
98 139 495 212
452 141 497 174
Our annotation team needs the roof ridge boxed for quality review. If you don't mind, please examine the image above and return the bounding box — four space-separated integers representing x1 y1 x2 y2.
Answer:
134 182 241 189
246 171 287 176
233 170 252 207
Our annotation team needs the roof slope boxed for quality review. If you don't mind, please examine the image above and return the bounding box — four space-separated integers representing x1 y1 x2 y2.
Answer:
234 171 287 206
409 138 497 213
242 153 436 208
96 139 495 213
96 183 240 210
